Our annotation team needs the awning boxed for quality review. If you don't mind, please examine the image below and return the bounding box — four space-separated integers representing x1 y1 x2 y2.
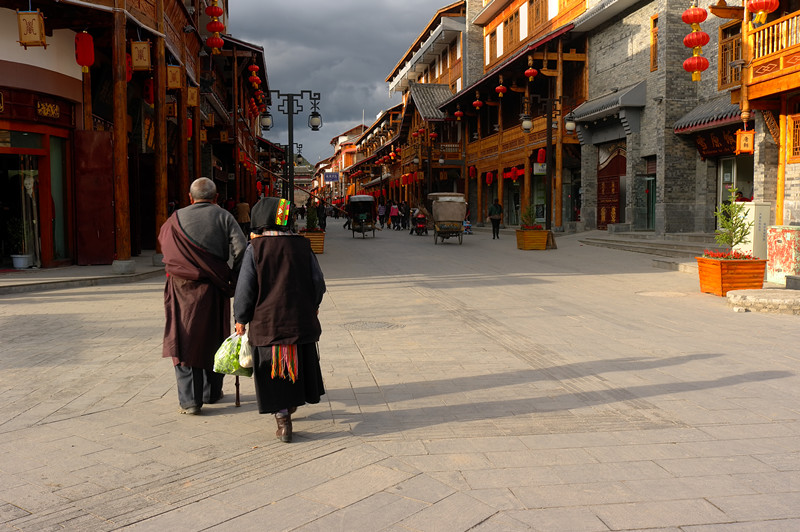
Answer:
674 95 742 134
388 17 465 95
570 81 646 145
570 81 646 122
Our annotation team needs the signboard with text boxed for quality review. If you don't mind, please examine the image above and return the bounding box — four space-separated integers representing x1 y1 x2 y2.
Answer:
324 172 339 183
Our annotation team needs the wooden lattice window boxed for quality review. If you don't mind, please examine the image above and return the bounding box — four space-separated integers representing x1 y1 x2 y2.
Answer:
528 0 547 33
489 30 497 63
719 21 742 90
790 114 800 163
650 15 658 72
505 11 519 49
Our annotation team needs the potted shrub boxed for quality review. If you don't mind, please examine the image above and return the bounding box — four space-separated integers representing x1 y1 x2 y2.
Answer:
696 187 766 296
7 217 34 269
515 203 554 250
299 203 325 254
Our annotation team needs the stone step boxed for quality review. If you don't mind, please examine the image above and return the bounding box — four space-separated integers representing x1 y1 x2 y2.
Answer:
579 235 725 259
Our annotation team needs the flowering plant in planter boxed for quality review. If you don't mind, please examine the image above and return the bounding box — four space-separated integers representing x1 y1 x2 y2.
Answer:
696 187 764 296
519 204 543 230
299 204 324 233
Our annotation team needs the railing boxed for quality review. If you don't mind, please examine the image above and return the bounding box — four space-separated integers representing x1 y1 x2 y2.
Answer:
752 11 800 60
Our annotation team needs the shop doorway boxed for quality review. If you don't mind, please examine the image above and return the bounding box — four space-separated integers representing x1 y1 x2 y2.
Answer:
0 153 41 268
718 155 754 206
597 149 626 230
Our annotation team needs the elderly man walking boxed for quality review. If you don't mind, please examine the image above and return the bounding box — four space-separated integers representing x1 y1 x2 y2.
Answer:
159 177 247 415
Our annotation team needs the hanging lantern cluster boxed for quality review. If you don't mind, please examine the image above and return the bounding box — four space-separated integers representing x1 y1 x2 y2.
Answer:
682 3 709 82
248 64 261 89
747 0 779 25
249 97 259 117
525 55 538 82
205 0 225 54
495 75 507 98
75 31 94 73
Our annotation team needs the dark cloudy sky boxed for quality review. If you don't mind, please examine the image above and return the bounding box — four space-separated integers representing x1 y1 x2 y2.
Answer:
229 1 450 165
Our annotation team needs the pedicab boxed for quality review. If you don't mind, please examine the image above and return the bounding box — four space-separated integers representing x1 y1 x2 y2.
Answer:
428 192 467 245
349 195 376 238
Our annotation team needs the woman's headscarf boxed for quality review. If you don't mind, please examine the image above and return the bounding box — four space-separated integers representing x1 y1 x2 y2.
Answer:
250 197 291 233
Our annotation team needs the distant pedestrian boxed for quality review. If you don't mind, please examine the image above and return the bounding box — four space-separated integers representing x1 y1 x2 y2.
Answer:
377 201 387 229
234 197 326 443
488 199 502 239
235 197 251 236
159 178 247 415
390 202 400 230
317 203 327 231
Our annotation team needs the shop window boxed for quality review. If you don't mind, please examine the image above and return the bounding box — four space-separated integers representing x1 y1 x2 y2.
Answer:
505 11 519 49
650 15 658 72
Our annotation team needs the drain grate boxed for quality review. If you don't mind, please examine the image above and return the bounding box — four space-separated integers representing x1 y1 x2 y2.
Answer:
342 321 404 330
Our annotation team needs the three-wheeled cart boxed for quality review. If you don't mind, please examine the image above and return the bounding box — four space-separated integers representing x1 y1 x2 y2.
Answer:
349 195 376 238
428 192 466 245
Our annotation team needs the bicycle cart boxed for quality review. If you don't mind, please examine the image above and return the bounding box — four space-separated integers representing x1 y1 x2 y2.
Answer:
349 195 376 238
428 192 466 245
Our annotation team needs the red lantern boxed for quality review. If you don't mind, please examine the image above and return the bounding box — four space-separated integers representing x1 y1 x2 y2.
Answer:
683 31 710 49
411 131 418 138
683 56 709 81
537 148 546 164
681 6 707 25
249 75 261 88
206 36 224 50
495 84 507 98
143 78 154 105
418 128 425 135
75 31 94 73
205 4 224 17
747 0 779 24
525 67 538 81
473 99 483 110
248 64 259 74
486 172 494 185
187 117 192 139
454 109 464 121
429 132 438 141
207 20 225 34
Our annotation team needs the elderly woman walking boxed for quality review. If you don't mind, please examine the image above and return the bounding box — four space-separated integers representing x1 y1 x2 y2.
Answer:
233 197 326 443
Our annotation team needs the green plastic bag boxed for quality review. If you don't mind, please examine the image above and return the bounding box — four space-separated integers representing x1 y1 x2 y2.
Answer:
213 333 253 377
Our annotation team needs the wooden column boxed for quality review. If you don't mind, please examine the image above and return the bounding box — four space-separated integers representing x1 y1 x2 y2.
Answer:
778 96 787 225
112 9 131 262
232 48 240 198
154 0 168 261
192 105 201 181
554 38 564 228
523 154 531 211
178 75 189 201
477 167 483 223
82 70 92 130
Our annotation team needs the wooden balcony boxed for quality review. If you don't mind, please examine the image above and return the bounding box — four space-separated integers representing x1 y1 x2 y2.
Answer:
748 10 800 100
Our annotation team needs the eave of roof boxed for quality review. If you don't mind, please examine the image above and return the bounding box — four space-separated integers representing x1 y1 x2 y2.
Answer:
674 96 742 133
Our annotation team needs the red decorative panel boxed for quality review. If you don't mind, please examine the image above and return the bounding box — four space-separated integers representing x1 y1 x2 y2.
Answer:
752 59 780 78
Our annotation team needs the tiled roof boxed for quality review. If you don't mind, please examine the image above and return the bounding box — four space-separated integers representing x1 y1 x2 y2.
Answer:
674 95 742 133
409 82 453 120
571 81 646 122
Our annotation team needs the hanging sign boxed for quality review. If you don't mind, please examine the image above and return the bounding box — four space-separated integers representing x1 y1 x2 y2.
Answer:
131 41 151 70
167 66 182 89
187 87 198 107
735 129 755 155
324 172 339 183
533 163 546 175
17 10 47 49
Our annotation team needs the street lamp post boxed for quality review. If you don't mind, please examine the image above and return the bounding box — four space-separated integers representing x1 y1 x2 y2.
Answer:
260 90 322 205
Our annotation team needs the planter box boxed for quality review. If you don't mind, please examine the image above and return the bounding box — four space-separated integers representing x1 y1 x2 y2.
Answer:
696 256 767 296
516 230 555 250
301 231 325 254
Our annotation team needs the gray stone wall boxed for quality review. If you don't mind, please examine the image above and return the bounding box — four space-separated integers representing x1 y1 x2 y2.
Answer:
463 0 485 88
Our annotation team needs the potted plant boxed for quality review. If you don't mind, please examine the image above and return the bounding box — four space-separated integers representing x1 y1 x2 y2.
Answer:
7 217 33 269
696 187 766 296
299 203 325 254
515 203 554 250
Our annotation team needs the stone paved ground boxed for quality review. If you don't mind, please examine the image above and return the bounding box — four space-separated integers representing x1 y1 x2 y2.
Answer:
1 225 799 531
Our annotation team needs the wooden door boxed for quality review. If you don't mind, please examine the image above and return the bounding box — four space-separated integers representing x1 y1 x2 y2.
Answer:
74 130 115 265
597 151 625 230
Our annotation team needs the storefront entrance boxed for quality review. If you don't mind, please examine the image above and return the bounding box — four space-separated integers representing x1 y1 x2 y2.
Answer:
0 152 41 267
